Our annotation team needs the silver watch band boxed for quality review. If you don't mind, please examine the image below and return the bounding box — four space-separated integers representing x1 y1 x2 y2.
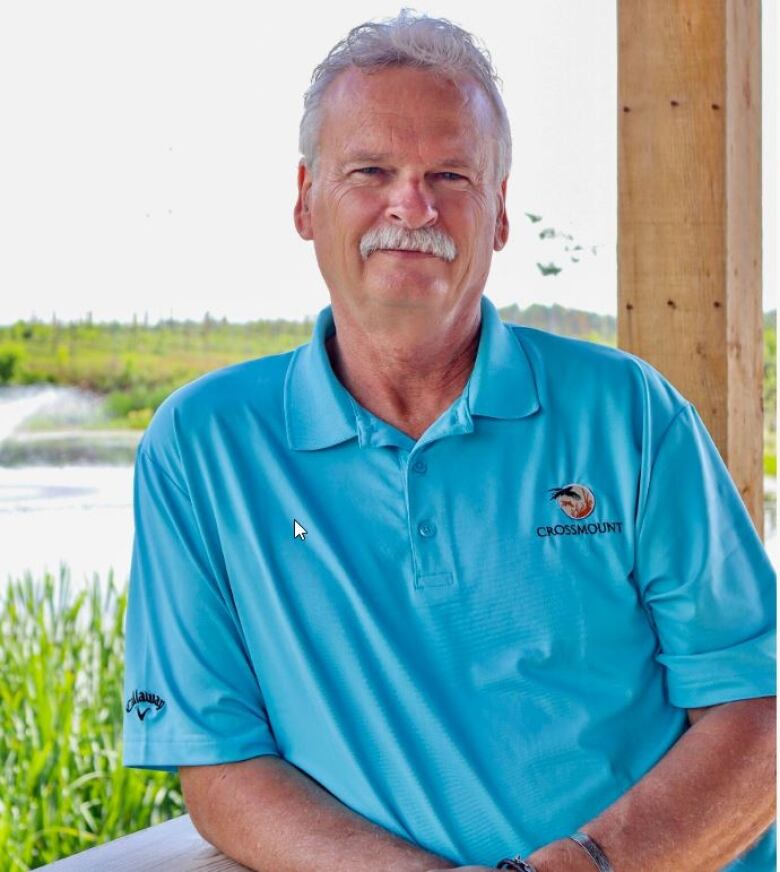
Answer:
568 831 614 872
495 856 538 872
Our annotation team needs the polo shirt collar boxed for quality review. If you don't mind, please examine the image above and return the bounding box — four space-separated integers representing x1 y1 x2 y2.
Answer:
284 295 540 451
468 294 540 421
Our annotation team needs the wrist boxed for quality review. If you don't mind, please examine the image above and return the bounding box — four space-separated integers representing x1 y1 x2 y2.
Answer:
527 838 596 872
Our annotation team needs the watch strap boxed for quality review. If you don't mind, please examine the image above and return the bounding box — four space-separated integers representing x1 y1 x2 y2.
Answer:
568 831 614 872
496 857 538 871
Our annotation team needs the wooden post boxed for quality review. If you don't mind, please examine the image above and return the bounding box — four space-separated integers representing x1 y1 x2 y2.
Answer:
618 0 764 536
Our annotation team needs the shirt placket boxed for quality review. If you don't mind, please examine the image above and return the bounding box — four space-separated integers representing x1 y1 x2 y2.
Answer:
355 400 473 600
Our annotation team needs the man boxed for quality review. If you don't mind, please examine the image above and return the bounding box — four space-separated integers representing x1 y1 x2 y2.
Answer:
123 10 776 871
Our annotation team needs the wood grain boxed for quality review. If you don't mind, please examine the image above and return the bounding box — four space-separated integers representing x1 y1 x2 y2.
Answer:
39 814 251 871
618 0 763 534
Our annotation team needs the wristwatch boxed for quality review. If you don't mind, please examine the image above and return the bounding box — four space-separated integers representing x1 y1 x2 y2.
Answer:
495 857 538 871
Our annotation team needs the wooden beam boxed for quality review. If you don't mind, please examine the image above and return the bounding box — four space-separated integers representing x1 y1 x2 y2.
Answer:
618 0 764 535
39 814 249 871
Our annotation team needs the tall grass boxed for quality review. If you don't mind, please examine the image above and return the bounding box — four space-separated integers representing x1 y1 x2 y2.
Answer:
0 569 184 870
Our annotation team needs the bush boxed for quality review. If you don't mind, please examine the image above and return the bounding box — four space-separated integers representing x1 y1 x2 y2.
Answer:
126 408 154 430
104 384 176 419
0 345 24 383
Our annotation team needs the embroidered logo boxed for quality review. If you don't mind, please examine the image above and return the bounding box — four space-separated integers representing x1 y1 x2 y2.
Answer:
548 483 595 519
537 483 624 538
126 689 166 722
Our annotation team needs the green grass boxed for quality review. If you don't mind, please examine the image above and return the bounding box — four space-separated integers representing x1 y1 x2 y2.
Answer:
0 569 183 870
0 318 313 394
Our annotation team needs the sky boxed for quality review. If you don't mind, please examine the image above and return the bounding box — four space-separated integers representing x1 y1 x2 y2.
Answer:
0 1 775 324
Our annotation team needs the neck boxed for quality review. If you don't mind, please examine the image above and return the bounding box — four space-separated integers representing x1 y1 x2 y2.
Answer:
325 299 482 441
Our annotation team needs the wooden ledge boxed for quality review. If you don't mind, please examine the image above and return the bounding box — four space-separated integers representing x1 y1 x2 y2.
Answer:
40 814 250 871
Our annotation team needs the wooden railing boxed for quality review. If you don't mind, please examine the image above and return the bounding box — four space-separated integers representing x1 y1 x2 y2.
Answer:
40 814 250 871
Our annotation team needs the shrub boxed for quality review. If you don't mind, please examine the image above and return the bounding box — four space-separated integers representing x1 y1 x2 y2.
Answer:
104 384 176 419
0 345 24 383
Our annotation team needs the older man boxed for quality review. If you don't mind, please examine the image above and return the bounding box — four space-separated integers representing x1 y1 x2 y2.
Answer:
123 10 776 872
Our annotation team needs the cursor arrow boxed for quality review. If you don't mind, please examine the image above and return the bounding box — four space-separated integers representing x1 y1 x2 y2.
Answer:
293 519 307 541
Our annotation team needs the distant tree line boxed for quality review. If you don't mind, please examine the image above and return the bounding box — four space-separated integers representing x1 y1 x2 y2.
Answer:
498 302 615 344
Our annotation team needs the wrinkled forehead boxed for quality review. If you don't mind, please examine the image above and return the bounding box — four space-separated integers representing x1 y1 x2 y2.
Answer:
317 66 499 171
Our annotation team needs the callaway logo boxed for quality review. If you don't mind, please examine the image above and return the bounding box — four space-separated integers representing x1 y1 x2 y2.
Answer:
126 689 166 722
537 483 624 538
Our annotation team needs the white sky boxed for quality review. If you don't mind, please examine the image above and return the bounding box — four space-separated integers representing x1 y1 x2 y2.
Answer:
0 2 775 324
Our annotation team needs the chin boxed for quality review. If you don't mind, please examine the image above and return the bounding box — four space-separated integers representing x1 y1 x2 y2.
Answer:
364 276 451 306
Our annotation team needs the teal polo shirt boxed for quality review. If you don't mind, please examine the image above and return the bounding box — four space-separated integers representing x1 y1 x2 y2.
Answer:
123 295 776 869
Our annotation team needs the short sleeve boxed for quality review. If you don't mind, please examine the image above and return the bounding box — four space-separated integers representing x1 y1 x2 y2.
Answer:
123 445 280 771
634 402 776 709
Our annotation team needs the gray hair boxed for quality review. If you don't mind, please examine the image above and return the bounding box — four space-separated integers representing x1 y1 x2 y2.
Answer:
298 8 512 183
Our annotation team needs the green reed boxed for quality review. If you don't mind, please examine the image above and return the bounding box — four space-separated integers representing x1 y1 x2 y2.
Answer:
0 568 184 870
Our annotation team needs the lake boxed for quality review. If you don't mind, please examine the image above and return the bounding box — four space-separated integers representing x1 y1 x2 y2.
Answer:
0 386 776 585
0 386 139 584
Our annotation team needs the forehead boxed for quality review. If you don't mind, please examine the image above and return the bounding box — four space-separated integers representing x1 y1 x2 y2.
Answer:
317 66 497 165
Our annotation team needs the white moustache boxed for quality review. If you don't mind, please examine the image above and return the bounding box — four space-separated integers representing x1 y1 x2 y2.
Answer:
359 226 458 262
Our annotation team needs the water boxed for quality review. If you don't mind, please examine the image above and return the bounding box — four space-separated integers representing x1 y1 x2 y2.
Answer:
0 386 776 584
0 464 135 584
0 386 139 585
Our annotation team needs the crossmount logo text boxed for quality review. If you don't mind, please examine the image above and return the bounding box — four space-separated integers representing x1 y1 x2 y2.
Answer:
537 520 624 537
126 689 166 721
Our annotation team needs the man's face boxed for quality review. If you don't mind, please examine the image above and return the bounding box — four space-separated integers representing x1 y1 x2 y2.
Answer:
294 65 509 329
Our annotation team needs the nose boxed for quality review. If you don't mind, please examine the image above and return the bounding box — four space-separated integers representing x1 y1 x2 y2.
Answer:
384 174 438 230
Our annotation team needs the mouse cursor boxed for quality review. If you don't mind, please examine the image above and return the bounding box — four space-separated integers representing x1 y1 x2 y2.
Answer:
293 519 308 541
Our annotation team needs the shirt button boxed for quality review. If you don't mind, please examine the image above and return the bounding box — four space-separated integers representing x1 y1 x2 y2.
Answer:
417 520 437 538
411 459 428 474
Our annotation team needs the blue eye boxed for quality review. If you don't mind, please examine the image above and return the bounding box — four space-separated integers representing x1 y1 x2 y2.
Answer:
439 172 464 181
356 167 383 175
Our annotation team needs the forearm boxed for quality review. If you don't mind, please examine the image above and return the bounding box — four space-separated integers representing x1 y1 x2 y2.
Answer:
529 697 776 872
180 754 458 872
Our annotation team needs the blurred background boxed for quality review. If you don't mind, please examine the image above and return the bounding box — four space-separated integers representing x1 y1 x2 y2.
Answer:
0 2 775 867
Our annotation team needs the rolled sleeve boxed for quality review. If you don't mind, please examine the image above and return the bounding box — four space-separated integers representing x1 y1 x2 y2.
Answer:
123 445 279 771
634 403 776 709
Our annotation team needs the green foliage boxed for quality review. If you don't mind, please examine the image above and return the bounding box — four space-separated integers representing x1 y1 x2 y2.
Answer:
0 569 184 869
0 316 314 422
0 344 25 384
104 384 179 420
126 408 155 430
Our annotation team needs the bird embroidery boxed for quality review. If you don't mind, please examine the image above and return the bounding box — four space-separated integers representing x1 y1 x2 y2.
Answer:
549 484 595 520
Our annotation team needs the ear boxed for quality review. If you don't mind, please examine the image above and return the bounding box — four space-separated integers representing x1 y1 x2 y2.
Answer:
493 177 509 251
293 160 314 240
